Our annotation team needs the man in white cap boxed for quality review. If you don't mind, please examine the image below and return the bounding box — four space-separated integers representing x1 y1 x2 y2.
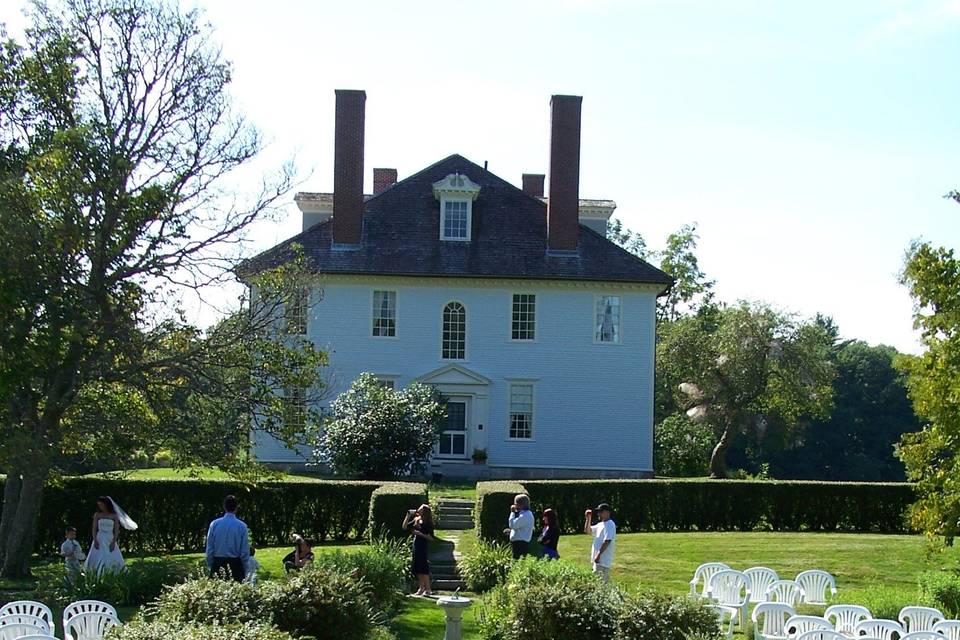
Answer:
583 502 616 582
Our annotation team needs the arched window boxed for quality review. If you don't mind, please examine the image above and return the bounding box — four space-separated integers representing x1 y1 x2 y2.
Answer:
442 302 466 359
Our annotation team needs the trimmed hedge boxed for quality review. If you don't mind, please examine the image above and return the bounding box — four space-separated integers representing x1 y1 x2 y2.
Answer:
3 476 380 554
367 482 428 540
475 481 526 542
477 479 915 538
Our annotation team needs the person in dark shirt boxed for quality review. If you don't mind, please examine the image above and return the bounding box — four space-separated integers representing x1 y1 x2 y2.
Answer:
402 504 436 596
538 508 561 560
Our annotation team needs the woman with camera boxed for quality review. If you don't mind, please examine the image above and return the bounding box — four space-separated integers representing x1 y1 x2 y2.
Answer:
402 504 436 596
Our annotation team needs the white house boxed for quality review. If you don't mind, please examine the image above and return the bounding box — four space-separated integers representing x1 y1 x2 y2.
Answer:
245 90 672 479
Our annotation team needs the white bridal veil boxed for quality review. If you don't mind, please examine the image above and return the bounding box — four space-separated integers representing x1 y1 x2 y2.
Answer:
106 496 138 531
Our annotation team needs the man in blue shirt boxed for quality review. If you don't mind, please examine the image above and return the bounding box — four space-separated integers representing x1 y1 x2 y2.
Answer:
205 495 250 582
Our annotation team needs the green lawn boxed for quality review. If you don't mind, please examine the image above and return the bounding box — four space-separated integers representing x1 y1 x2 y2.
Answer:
558 531 954 593
82 467 322 481
428 480 477 500
11 532 954 640
391 531 957 640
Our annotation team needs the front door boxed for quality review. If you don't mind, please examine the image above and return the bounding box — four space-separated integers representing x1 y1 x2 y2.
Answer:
437 397 469 459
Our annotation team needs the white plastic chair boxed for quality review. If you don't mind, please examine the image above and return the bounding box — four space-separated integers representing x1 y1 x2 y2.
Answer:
899 633 947 640
16 636 58 640
0 623 46 640
933 621 960 640
798 631 848 640
0 601 54 629
709 570 750 629
768 580 807 607
826 605 872 636
855 618 905 640
0 614 51 636
708 604 738 640
900 608 946 634
63 601 118 640
746 567 781 604
64 612 120 640
786 615 833 639
690 562 731 598
796 570 838 605
753 602 798 640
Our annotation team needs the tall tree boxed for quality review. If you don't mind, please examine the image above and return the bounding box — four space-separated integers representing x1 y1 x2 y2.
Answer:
607 219 714 321
0 0 316 577
895 240 960 542
670 303 836 478
765 341 918 481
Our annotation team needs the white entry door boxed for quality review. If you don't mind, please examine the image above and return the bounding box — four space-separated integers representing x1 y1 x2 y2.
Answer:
437 397 469 459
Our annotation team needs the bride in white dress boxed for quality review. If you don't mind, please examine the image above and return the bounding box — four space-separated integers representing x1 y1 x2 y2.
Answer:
84 496 137 575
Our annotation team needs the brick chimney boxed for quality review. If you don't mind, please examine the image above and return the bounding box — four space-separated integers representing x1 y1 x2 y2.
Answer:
522 173 545 198
333 89 366 245
373 168 397 195
547 95 582 252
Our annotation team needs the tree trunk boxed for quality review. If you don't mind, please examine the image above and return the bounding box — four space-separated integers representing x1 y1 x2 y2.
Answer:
709 425 736 479
0 465 46 578
0 470 23 566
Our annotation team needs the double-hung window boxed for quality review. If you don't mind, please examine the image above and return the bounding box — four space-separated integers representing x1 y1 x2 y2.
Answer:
433 173 479 241
442 302 466 359
284 287 308 335
509 383 534 440
595 295 621 344
283 386 307 430
442 200 470 240
511 294 536 340
372 290 397 337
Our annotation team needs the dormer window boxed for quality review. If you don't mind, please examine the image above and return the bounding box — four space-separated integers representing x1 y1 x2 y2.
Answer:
433 173 480 242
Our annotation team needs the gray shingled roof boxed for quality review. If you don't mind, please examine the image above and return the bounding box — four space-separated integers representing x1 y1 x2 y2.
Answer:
243 154 672 288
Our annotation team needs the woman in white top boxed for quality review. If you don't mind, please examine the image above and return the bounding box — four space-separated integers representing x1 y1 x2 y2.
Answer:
84 496 137 575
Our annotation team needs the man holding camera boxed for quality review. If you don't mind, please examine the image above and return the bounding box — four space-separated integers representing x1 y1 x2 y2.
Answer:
583 502 616 583
504 494 534 559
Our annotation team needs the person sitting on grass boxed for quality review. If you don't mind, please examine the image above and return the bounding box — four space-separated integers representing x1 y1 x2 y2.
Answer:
246 546 261 585
283 535 314 573
538 508 561 560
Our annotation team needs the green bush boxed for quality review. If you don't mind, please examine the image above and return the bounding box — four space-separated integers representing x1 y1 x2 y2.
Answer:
475 481 525 542
37 557 197 607
479 558 619 640
828 585 925 620
108 621 296 640
263 566 376 640
311 539 410 615
460 540 513 592
151 578 267 626
153 569 377 640
654 415 714 477
510 479 914 534
367 482 428 540
8 476 380 554
919 570 960 617
615 591 721 640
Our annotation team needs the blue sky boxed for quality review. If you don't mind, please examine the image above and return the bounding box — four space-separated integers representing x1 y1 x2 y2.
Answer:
6 0 959 352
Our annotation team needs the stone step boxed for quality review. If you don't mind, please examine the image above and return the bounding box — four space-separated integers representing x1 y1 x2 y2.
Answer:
436 499 474 506
439 516 474 526
432 579 467 591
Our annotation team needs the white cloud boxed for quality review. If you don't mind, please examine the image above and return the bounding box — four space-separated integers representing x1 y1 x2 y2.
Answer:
862 0 960 46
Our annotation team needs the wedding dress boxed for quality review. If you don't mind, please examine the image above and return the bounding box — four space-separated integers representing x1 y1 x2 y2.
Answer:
84 517 125 575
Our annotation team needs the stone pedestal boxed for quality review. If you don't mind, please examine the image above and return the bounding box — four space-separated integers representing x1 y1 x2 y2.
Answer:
436 594 472 640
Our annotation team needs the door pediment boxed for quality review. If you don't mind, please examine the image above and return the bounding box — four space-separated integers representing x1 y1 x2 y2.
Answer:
417 364 490 386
